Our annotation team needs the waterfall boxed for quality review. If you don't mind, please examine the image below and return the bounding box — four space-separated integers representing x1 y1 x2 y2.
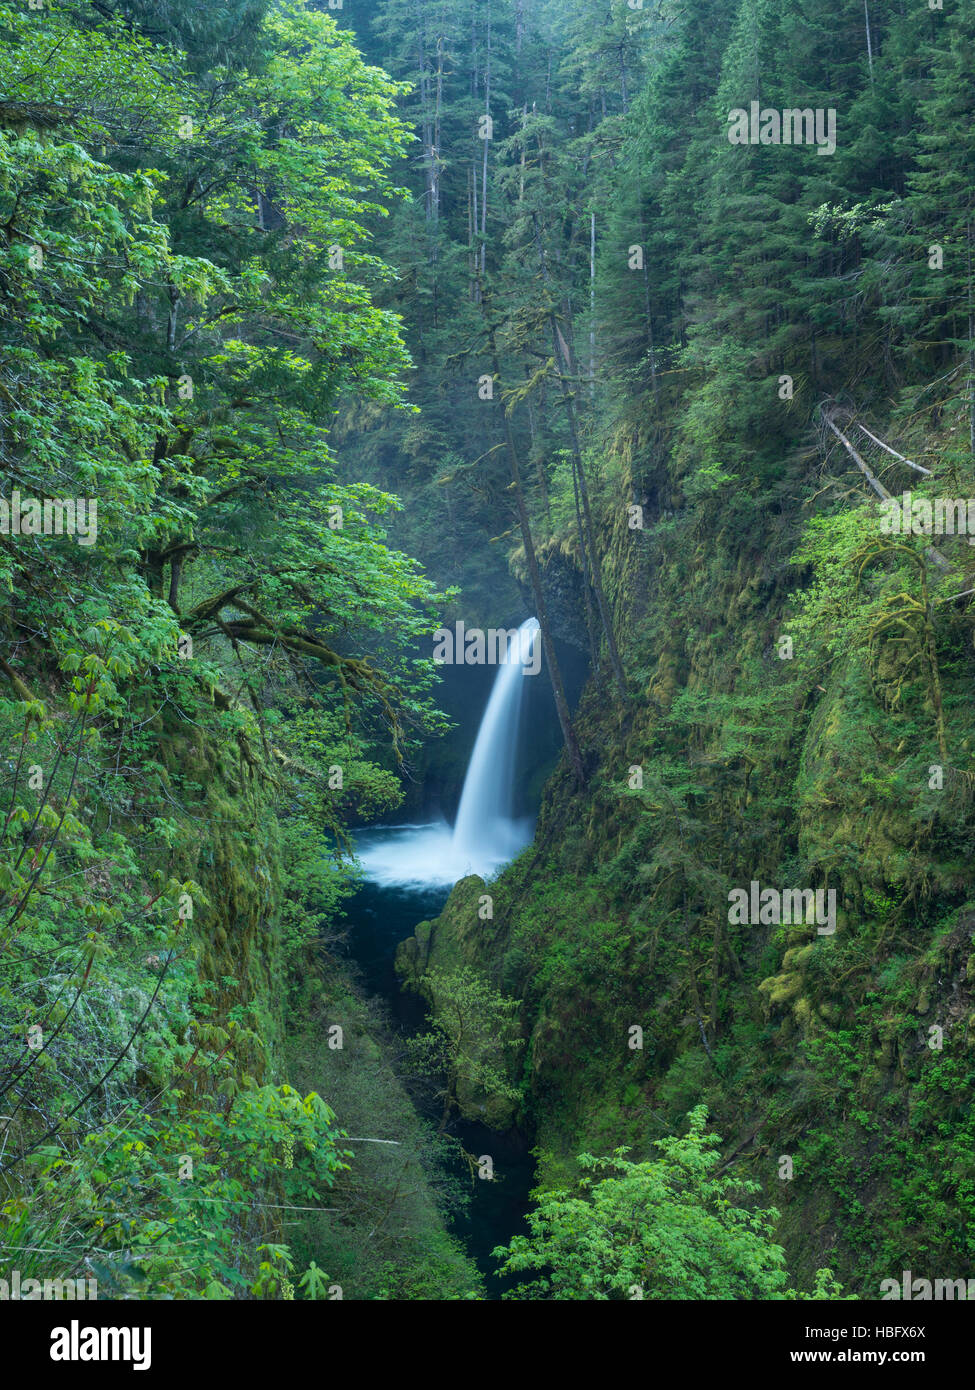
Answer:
451 617 539 862
355 618 540 887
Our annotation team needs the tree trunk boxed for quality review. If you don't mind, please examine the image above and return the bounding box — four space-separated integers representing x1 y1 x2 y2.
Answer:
962 219 968 453
589 211 596 402
532 214 626 694
570 439 602 671
485 317 586 785
550 325 626 694
433 33 443 221
480 1 491 281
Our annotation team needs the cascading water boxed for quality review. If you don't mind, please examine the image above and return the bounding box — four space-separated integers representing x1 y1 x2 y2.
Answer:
451 618 538 862
356 618 540 888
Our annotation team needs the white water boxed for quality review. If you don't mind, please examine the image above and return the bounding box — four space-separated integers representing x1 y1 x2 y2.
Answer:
356 618 540 888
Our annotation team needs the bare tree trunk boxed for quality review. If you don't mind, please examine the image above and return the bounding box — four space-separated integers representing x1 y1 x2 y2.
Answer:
709 914 722 1044
636 193 661 416
433 33 443 221
418 18 434 221
168 557 182 614
480 0 491 281
823 413 951 573
526 395 552 533
167 283 179 352
468 165 477 302
470 10 480 303
570 441 602 671
518 103 527 202
484 314 586 785
968 222 974 456
863 0 874 84
531 215 626 695
551 344 627 695
589 212 596 402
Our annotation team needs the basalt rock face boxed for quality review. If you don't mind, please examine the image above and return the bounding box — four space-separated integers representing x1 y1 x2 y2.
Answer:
396 875 522 1130
396 875 488 983
511 536 592 653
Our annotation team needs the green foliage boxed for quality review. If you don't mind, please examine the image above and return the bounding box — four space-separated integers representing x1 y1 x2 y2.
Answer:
495 1106 834 1300
3 1075 346 1298
407 966 523 1131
